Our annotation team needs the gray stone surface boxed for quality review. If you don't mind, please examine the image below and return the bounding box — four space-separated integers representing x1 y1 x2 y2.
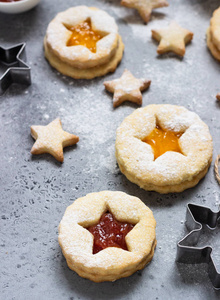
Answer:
0 0 220 299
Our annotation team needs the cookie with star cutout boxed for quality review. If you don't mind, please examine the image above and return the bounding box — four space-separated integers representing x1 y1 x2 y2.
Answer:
115 104 213 193
31 118 79 163
58 190 156 282
44 6 124 79
103 69 151 107
207 8 220 62
121 0 169 23
152 21 193 57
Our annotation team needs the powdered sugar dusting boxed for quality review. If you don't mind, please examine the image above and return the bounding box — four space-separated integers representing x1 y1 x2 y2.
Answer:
116 104 213 189
58 191 156 280
46 6 119 68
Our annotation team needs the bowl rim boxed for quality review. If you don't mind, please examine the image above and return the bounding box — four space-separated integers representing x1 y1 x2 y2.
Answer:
0 0 40 5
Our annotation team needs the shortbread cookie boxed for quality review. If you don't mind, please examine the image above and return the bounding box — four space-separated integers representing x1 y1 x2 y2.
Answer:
44 6 124 79
44 36 124 80
214 154 220 184
152 21 193 56
121 0 169 23
58 191 156 282
103 69 151 107
207 27 220 61
115 104 213 193
31 118 79 162
210 7 220 52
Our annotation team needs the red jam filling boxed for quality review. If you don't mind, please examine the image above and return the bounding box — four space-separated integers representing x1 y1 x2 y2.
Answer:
0 0 21 2
87 212 134 254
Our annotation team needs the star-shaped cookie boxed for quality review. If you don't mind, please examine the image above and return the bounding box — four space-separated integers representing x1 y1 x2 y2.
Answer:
103 69 151 108
152 21 193 56
31 118 79 162
121 0 169 23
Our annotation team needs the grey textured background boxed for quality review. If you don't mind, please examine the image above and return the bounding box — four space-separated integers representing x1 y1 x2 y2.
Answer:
1 0 220 299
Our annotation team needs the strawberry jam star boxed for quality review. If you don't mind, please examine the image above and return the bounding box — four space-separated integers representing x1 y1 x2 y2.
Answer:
121 0 169 23
31 118 79 163
152 21 194 57
104 69 151 108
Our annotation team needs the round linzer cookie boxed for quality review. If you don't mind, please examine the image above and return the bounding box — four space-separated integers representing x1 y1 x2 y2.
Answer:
207 7 220 62
115 104 213 194
207 7 220 58
58 191 156 282
44 6 124 79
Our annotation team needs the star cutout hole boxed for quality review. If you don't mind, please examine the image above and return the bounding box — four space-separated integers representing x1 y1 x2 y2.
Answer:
86 210 135 254
63 19 108 53
142 122 185 160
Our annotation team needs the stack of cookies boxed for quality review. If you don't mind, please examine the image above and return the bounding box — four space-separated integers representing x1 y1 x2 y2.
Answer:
44 6 124 79
207 7 220 61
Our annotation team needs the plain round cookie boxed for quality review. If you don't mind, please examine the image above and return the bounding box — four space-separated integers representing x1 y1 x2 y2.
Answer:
58 191 156 282
115 104 213 194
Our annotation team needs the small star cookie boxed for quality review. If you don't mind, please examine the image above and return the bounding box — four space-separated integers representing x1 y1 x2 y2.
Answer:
103 69 151 108
152 21 193 56
121 0 169 23
31 118 79 162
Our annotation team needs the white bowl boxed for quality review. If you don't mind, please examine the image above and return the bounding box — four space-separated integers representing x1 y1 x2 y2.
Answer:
0 0 41 14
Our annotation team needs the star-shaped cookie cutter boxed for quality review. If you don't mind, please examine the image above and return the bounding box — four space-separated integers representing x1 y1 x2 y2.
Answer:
176 203 220 289
0 43 31 95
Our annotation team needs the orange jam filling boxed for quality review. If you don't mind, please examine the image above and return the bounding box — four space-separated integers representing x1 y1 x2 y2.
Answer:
142 125 183 160
66 20 102 53
87 212 134 254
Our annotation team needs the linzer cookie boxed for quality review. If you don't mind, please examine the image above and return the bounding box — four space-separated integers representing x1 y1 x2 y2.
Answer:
44 6 124 79
207 7 220 64
152 21 193 57
103 69 151 107
207 8 220 99
58 191 156 282
115 104 213 193
121 0 169 23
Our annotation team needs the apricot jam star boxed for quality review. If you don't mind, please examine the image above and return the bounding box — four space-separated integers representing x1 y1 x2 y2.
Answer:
30 118 79 162
152 21 193 57
121 0 169 23
142 125 183 160
65 19 104 53
104 69 151 108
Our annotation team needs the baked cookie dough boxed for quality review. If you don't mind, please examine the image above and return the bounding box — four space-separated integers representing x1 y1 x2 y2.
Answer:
58 191 156 282
31 118 79 163
152 21 193 57
121 0 169 24
207 7 220 61
103 69 151 107
115 104 213 193
207 27 220 61
44 6 124 79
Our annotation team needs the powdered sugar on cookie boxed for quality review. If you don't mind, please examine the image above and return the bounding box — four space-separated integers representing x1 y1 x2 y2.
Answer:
104 69 151 107
121 0 169 23
115 104 213 193
59 191 156 282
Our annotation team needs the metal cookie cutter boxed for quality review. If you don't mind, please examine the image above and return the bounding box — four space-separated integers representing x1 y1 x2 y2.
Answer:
0 43 31 95
176 203 220 289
